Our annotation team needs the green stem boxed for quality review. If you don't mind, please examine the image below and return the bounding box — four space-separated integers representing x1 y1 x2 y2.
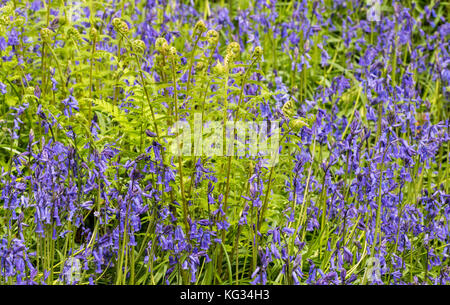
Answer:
171 56 190 236
258 130 291 232
291 136 316 252
45 42 67 93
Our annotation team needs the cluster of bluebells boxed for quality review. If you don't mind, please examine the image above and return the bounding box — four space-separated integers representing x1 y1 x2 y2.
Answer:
0 0 449 285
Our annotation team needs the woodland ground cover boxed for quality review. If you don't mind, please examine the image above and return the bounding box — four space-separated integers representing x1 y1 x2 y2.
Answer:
0 0 449 285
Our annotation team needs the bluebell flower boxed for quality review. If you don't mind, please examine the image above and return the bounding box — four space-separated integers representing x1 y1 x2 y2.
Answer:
7 29 20 46
30 0 42 11
61 95 79 117
0 37 6 51
0 82 6 94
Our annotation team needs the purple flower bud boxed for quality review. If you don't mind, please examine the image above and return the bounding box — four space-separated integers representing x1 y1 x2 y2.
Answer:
145 129 157 137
